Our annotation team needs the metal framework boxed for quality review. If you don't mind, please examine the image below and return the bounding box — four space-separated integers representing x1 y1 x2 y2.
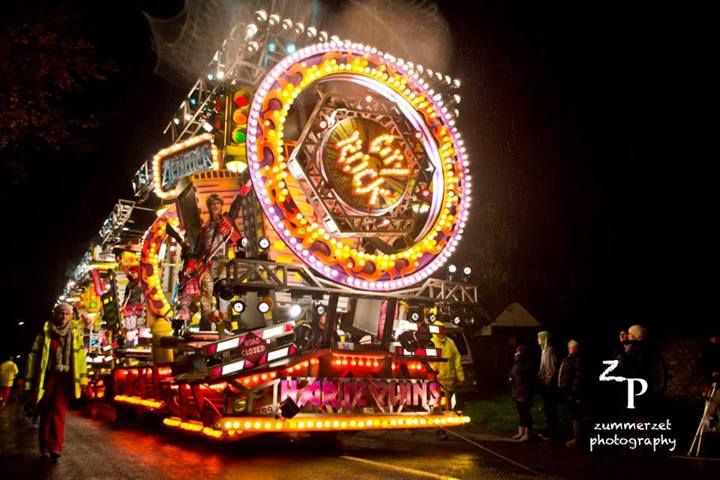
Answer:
132 162 153 200
163 76 221 143
162 12 461 148
98 200 157 249
223 258 478 306
98 200 136 245
162 26 271 143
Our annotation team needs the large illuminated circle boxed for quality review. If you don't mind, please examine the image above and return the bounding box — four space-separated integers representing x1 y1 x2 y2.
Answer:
246 41 471 291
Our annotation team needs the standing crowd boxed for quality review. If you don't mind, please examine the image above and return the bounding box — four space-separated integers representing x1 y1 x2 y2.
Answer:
508 325 720 448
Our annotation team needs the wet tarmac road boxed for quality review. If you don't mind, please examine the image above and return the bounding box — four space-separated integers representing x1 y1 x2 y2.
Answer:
0 403 534 480
3 403 720 479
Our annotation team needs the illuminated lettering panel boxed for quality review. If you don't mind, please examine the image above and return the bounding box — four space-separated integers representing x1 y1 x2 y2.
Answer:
152 134 219 200
279 378 443 413
161 143 214 191
332 126 411 210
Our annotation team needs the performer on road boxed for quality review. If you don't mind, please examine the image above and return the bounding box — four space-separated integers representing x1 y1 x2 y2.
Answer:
0 355 19 406
25 303 88 460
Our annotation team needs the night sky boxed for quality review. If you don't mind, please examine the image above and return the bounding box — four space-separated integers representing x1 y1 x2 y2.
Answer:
1 1 703 358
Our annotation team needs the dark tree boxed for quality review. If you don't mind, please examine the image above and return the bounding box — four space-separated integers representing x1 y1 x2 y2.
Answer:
0 3 109 181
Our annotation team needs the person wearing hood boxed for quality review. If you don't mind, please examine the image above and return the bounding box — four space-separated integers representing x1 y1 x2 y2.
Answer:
25 303 88 460
536 330 559 439
509 345 534 441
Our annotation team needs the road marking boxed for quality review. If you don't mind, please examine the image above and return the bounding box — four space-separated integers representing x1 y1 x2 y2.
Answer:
340 455 460 480
444 429 546 477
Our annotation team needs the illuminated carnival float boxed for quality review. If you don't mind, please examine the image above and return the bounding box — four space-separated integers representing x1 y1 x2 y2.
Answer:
59 9 483 441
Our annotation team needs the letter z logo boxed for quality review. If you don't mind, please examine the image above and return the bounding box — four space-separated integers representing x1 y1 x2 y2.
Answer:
599 360 624 382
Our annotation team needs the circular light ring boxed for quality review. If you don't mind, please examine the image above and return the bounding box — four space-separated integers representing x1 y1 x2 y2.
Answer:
246 42 470 291
140 207 178 317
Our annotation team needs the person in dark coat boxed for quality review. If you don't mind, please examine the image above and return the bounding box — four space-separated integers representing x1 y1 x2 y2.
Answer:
612 329 630 360
617 325 667 416
697 330 720 388
558 339 584 447
509 345 534 441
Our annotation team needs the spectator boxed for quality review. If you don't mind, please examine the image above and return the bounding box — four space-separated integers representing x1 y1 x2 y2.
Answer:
536 330 559 439
607 329 632 414
509 345 534 441
1 355 19 406
613 329 630 359
617 324 667 416
697 329 720 435
697 329 720 388
558 340 585 447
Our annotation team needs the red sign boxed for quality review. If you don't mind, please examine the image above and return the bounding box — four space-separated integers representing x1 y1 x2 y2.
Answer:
239 332 268 363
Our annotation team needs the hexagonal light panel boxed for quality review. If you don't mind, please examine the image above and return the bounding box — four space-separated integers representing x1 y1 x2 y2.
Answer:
287 88 436 245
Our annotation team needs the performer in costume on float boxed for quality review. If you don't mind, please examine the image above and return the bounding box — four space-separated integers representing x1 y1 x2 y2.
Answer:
193 193 228 330
121 264 146 347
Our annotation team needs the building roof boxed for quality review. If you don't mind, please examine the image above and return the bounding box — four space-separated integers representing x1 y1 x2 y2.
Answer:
492 303 541 328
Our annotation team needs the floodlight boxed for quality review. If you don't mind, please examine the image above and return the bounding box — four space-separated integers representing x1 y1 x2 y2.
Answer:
257 298 271 314
231 300 245 314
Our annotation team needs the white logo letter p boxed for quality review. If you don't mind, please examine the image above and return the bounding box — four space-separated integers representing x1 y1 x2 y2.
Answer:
626 378 648 409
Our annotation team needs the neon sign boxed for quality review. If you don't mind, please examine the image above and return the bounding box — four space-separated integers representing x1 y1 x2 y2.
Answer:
161 143 213 191
280 378 442 412
152 134 219 200
334 129 410 209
